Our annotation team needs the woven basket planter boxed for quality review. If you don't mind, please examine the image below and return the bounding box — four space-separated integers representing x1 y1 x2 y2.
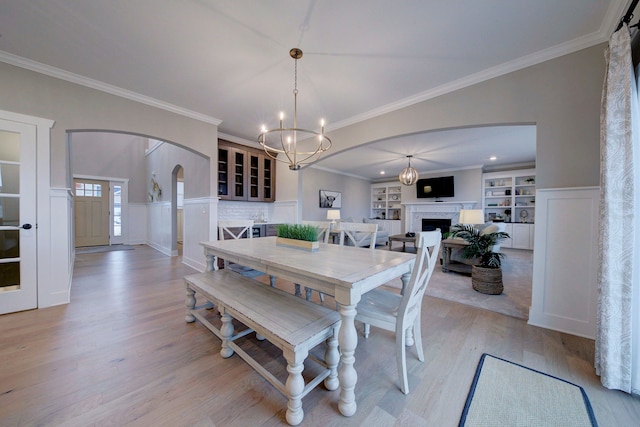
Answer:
471 265 503 295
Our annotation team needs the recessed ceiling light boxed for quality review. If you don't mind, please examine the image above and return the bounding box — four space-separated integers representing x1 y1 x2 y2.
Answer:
380 171 385 175
489 156 497 161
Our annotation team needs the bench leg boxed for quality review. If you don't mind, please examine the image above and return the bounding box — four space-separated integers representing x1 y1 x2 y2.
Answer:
283 349 306 426
185 286 196 323
324 325 340 391
219 308 235 358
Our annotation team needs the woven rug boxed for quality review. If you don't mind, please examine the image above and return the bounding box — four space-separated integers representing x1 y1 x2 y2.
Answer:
459 354 598 427
76 245 135 254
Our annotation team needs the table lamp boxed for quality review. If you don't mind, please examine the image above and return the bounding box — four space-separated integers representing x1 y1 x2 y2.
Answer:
327 209 340 226
458 209 485 226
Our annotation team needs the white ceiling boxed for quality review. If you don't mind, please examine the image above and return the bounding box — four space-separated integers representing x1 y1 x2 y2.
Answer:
0 1 628 181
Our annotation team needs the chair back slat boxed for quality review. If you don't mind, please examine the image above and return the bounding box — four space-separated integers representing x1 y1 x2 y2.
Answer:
301 220 332 244
398 230 441 323
218 219 254 240
338 222 378 251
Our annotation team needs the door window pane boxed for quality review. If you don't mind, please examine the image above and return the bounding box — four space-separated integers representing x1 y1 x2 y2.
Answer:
0 261 20 291
113 185 121 237
0 197 19 226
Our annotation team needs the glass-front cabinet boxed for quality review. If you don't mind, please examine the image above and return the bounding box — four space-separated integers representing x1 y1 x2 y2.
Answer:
218 140 275 202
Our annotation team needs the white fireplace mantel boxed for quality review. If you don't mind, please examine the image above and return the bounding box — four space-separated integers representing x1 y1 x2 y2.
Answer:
402 201 477 232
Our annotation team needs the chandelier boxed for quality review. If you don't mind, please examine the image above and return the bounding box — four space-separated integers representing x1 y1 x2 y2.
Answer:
258 48 332 170
399 155 419 185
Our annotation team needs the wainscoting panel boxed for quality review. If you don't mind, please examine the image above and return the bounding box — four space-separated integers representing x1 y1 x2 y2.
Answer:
528 187 599 339
127 203 147 245
47 188 74 307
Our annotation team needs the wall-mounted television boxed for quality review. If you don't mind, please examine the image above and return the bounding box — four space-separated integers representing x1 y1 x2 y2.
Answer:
416 176 455 199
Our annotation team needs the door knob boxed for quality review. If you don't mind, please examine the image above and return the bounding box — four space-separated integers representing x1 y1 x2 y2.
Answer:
21 224 32 230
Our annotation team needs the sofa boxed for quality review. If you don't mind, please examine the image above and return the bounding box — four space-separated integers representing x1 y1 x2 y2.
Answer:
336 217 390 247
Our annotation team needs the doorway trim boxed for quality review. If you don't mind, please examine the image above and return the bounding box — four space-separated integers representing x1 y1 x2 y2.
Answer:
0 109 55 308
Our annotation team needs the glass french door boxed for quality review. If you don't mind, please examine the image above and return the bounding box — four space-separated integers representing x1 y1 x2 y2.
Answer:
0 120 37 314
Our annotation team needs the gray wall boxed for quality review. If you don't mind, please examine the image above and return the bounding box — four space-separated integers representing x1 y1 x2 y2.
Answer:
300 167 370 221
70 132 147 202
323 44 605 191
0 61 218 190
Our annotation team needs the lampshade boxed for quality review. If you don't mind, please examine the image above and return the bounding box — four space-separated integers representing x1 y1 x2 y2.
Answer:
326 210 341 221
458 209 485 225
398 155 419 186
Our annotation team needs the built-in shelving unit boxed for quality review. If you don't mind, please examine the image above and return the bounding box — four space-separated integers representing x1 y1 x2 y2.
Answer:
482 168 535 224
483 168 535 249
371 183 402 220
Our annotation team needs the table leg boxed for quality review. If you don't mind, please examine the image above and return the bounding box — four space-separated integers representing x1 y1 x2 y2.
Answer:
337 302 358 417
205 253 219 272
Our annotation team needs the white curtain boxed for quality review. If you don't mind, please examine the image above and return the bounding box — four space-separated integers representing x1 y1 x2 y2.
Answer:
596 24 640 396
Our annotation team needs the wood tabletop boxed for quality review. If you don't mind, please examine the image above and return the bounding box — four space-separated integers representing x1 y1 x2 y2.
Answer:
201 236 415 292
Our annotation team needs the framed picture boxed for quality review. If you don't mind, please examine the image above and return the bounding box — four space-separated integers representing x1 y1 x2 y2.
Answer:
319 190 342 208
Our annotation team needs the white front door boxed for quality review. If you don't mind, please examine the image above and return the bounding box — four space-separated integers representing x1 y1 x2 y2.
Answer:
0 121 37 314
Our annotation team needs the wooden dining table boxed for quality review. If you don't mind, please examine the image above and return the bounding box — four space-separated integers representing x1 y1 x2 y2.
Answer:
200 236 416 417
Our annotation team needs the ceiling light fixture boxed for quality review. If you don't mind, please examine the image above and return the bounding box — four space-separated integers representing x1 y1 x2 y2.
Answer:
258 48 332 170
398 155 419 186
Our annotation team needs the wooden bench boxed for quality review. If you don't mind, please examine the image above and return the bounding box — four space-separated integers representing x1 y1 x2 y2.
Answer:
184 270 341 426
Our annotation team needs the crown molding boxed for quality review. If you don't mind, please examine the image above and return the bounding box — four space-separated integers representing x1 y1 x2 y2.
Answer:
328 30 610 133
0 50 222 126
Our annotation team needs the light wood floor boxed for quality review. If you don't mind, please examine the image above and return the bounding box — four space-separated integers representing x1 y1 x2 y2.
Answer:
0 245 638 426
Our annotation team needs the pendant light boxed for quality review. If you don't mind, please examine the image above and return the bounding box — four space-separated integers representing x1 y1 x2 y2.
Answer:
399 155 419 186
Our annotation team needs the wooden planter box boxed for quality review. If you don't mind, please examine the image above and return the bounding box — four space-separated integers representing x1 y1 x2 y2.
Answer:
276 237 320 252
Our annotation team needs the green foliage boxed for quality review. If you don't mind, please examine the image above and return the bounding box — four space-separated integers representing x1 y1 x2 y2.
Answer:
449 224 510 268
276 224 319 242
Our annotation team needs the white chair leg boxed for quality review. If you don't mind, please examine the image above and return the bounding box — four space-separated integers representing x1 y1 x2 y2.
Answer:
364 323 371 339
397 325 409 394
319 292 325 303
414 317 425 362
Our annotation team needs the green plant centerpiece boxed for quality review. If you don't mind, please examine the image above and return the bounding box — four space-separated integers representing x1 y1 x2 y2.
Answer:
275 223 320 252
449 224 510 294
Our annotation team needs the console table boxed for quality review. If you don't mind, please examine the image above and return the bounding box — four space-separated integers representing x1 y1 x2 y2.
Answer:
441 238 473 274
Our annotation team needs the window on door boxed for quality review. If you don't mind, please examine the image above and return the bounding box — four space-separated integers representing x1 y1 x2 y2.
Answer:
113 185 122 237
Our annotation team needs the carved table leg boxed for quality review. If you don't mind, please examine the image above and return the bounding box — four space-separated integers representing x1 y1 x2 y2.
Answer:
205 253 218 272
185 287 196 323
337 302 358 417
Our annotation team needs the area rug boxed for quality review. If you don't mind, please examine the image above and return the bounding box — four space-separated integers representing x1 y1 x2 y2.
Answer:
459 354 598 427
76 245 135 254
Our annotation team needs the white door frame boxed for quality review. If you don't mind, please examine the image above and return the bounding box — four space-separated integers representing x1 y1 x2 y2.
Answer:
0 110 54 311
74 174 129 245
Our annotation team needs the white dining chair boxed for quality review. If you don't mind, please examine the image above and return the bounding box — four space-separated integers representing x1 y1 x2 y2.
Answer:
295 220 332 301
338 222 378 251
218 220 275 287
355 229 441 394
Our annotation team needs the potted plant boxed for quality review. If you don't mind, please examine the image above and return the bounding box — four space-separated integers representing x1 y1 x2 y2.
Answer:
275 224 320 252
449 224 510 294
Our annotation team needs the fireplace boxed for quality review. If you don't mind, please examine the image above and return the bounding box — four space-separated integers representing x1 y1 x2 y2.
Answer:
422 218 451 236
402 201 477 233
